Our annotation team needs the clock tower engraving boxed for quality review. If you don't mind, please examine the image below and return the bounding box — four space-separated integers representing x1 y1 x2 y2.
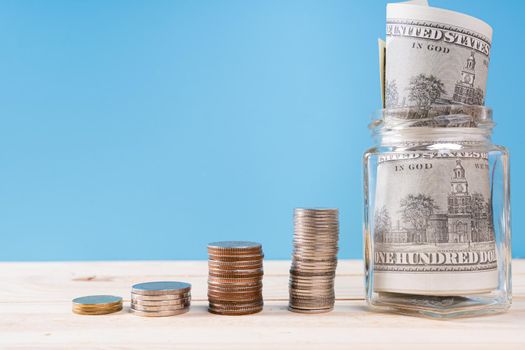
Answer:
447 160 472 243
453 51 482 105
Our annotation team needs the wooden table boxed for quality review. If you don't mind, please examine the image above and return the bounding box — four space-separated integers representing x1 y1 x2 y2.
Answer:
0 260 524 349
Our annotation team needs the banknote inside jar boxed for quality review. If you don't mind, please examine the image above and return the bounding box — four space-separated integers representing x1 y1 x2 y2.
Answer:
370 105 497 296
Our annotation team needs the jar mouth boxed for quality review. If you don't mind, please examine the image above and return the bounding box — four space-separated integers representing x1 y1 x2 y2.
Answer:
370 105 493 131
370 105 494 144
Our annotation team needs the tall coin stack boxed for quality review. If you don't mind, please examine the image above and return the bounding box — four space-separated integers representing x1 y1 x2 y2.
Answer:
130 281 191 317
289 208 339 313
207 241 264 315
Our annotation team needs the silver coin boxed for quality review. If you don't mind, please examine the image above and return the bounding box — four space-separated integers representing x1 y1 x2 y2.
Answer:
208 261 263 268
289 290 334 296
289 279 334 284
290 296 334 300
289 292 334 297
291 262 337 266
292 242 338 247
131 303 190 312
293 237 338 241
290 266 337 272
131 297 191 306
208 241 262 250
289 281 335 286
288 306 333 314
293 243 337 248
130 307 189 317
289 281 335 287
294 224 338 229
132 281 191 295
294 224 339 229
293 237 338 242
208 256 264 262
294 218 338 223
291 260 337 265
292 251 338 257
293 241 338 245
290 300 335 306
294 207 338 213
289 287 334 292
131 292 191 301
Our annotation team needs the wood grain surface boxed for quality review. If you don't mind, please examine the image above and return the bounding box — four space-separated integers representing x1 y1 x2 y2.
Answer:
0 260 523 349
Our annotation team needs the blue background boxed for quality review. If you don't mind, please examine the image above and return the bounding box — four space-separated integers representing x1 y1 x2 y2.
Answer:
1 0 523 261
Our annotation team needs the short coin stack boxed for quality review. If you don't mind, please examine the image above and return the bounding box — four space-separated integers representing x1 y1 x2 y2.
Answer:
72 295 123 315
289 208 339 313
208 241 264 315
131 281 191 317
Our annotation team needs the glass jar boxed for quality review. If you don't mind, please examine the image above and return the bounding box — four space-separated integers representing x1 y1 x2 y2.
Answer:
363 105 511 318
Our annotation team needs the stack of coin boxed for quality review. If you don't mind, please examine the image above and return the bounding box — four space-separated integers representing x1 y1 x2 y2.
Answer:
72 295 123 315
207 241 264 315
289 208 339 313
130 281 191 317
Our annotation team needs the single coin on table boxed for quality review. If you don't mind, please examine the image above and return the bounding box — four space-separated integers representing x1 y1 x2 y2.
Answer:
72 295 123 315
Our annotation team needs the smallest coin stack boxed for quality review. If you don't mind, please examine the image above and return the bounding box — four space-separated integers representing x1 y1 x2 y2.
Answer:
72 295 123 315
131 281 191 317
208 241 264 315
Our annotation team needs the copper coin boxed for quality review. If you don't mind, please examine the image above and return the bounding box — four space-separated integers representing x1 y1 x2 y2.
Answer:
208 306 263 316
208 276 262 284
73 305 123 315
208 272 264 279
208 263 264 271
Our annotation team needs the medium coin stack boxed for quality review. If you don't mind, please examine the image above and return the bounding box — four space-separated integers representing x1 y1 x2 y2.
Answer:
289 208 339 313
130 281 191 317
208 241 264 315
72 295 123 315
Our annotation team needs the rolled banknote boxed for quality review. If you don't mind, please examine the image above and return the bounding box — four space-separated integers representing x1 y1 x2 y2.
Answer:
372 2 498 297
385 2 492 109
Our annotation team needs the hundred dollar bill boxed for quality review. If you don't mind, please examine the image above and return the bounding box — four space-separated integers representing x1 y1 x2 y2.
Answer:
385 2 492 109
373 151 497 295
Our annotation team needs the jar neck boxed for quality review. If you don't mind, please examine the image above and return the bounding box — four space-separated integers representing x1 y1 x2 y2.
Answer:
370 105 494 147
377 127 492 146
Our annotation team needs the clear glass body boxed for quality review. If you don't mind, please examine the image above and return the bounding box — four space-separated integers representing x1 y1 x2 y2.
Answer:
363 106 511 318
